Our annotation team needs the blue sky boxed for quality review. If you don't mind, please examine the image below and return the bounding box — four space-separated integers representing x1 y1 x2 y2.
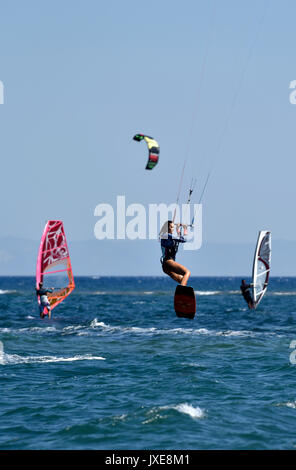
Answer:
0 1 295 274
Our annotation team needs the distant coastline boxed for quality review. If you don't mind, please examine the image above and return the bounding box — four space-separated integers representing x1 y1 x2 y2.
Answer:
0 237 295 277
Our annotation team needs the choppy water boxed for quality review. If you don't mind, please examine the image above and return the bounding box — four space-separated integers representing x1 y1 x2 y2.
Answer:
0 276 296 450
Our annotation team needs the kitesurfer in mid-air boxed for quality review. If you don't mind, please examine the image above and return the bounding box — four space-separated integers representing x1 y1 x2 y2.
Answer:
240 279 255 309
36 282 54 319
159 220 191 286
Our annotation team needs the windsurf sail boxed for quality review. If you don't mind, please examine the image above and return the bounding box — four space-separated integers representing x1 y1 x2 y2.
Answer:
252 230 271 308
36 221 75 314
133 133 159 170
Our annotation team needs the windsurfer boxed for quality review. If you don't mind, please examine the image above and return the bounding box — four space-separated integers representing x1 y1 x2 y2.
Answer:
36 282 54 319
159 220 191 286
240 279 255 309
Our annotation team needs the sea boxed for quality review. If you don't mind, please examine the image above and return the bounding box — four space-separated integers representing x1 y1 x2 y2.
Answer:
0 275 296 452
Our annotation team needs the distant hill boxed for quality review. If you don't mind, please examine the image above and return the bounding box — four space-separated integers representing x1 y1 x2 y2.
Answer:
0 237 295 276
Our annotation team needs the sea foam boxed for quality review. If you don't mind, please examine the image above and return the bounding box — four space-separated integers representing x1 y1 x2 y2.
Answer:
160 403 205 419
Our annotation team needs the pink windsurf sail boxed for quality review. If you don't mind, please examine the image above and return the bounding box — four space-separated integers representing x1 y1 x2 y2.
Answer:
36 221 75 315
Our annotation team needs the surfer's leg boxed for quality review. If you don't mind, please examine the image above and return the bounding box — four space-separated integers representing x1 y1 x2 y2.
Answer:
180 268 191 286
163 260 190 286
45 301 52 319
170 261 191 286
162 260 183 283
39 304 45 318
167 270 183 283
243 293 255 310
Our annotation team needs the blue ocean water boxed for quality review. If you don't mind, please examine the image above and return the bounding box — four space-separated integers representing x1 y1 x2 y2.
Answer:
0 275 296 450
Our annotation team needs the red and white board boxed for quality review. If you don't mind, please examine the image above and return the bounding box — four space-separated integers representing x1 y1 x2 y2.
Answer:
174 285 196 319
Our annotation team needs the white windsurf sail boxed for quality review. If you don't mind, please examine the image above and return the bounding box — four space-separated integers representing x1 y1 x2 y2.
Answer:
252 231 271 308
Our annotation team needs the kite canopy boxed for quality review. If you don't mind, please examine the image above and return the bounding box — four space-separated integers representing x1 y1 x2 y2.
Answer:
36 220 75 313
133 133 159 170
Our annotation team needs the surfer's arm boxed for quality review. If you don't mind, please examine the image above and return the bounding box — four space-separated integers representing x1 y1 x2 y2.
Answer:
176 236 186 244
176 224 187 241
174 234 186 243
44 288 54 294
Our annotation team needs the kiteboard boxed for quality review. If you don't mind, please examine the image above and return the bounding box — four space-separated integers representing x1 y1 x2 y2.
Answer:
174 285 196 319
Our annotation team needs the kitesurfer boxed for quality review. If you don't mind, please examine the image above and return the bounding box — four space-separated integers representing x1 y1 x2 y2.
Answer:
159 220 191 286
240 279 255 309
35 282 54 319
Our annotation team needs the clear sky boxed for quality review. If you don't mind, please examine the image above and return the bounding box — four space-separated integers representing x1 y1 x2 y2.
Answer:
0 1 295 272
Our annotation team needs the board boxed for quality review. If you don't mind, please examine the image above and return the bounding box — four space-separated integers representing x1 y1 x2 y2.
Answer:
174 285 196 319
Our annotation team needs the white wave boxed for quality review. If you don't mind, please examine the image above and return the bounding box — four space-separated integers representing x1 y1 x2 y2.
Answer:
284 401 296 409
0 342 3 364
272 292 296 296
0 328 12 333
0 353 105 365
90 319 157 335
0 326 58 335
129 326 157 334
174 403 205 419
160 403 205 419
195 290 245 296
195 290 221 296
181 362 204 368
20 326 57 334
193 328 211 335
90 290 162 296
90 319 109 328
164 327 254 338
0 318 265 341
88 319 257 339
63 325 86 332
217 329 252 337
0 289 16 294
